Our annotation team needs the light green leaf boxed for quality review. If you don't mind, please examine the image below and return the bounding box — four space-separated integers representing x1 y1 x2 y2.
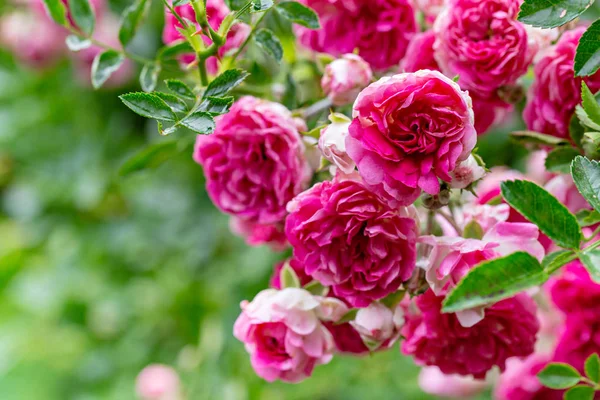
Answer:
577 106 600 131
203 69 249 99
280 262 300 289
198 96 234 115
511 130 570 148
585 353 600 383
579 248 600 283
335 309 358 325
119 0 149 47
564 385 595 400
68 0 95 35
252 0 273 11
303 280 329 297
165 79 195 100
139 63 160 92
576 209 600 227
91 50 125 89
254 28 283 62
572 156 600 214
571 114 586 150
154 92 188 113
173 0 190 5
582 82 600 126
501 180 582 249
380 290 406 309
518 0 592 28
180 111 215 134
119 92 177 121
119 140 180 176
65 35 91 51
542 250 578 274
158 41 194 60
538 363 582 389
575 20 600 76
545 147 581 174
42 0 68 26
442 252 547 313
276 1 320 29
463 220 484 240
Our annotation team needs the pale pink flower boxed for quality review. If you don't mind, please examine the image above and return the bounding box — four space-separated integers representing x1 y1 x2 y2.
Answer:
321 54 372 106
449 155 486 189
526 150 554 185
135 364 181 400
351 302 405 350
545 174 590 214
418 366 487 399
233 288 335 383
318 113 355 174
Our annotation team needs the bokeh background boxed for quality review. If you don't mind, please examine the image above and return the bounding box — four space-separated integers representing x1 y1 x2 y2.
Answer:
2 1 600 399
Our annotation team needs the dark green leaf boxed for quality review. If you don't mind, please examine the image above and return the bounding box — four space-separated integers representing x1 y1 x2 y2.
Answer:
572 156 600 214
585 354 600 383
380 290 406 309
165 79 195 100
119 140 180 176
254 28 283 62
579 248 600 283
571 114 586 149
463 220 484 240
65 35 91 51
518 0 591 28
575 20 600 76
501 180 582 249
442 252 547 313
582 82 600 126
118 0 149 47
577 106 600 131
537 363 582 389
276 1 320 29
564 385 594 400
68 0 95 35
154 92 188 113
158 41 194 60
42 0 68 26
335 309 358 325
203 69 249 99
180 111 215 134
280 262 300 289
139 63 160 92
119 92 177 121
511 130 570 148
545 147 581 174
198 96 234 114
252 0 273 11
576 209 600 227
543 250 578 274
91 50 125 89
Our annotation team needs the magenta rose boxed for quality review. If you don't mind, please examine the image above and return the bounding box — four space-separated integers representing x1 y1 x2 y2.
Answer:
296 0 417 70
321 54 372 106
400 31 439 73
233 288 335 383
194 96 311 226
346 70 476 206
285 175 418 307
494 353 562 400
524 27 600 139
229 217 288 251
402 290 539 379
434 0 532 98
411 0 446 25
547 261 600 315
553 310 600 375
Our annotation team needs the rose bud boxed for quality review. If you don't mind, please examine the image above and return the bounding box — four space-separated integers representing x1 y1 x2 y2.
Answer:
321 54 372 106
449 155 486 189
318 113 355 174
351 302 404 350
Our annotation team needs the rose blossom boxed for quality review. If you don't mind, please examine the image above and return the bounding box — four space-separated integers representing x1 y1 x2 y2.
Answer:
296 0 418 70
318 113 355 174
233 288 335 383
135 364 181 400
411 0 446 24
434 0 533 98
346 70 476 207
285 176 418 307
524 27 600 139
547 261 600 315
494 354 562 400
526 150 554 185
194 96 311 226
321 54 372 106
449 154 486 189
553 310 600 374
402 290 539 379
162 0 250 73
324 321 369 354
230 217 288 250
545 174 590 214
351 302 404 350
418 366 487 398
400 31 440 73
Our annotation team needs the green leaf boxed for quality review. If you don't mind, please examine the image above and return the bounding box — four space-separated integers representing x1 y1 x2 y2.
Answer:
276 1 320 29
577 209 600 227
538 363 582 389
463 220 484 240
511 130 570 148
153 92 188 113
119 140 180 176
173 0 190 5
380 290 406 309
42 0 68 26
303 280 329 296
118 0 149 47
571 114 586 149
139 63 160 92
203 69 249 99
65 35 91 51
335 309 358 325
198 96 234 114
158 41 194 60
501 180 582 249
119 92 177 121
68 0 95 35
180 111 215 134
579 248 600 283
585 354 600 383
545 147 581 174
280 262 300 289
442 252 547 313
543 250 578 274
583 131 600 159
165 79 195 100
572 156 600 214
577 106 600 131
91 50 125 89
576 20 600 76
582 82 600 126
564 385 595 400
518 0 591 28
281 72 297 110
254 28 283 62
252 0 273 11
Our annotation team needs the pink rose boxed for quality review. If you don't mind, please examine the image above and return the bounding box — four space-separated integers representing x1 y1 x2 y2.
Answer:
545 174 590 214
471 93 513 135
526 150 554 185
434 0 533 98
285 176 418 307
418 366 487 399
230 217 288 251
351 302 404 350
194 96 311 226
400 31 440 73
402 290 539 379
346 70 476 207
135 364 181 400
553 310 600 375
524 27 600 139
321 54 372 106
233 288 335 383
324 321 369 355
460 203 510 234
547 261 600 315
318 113 355 174
411 0 446 25
296 0 418 70
494 354 563 400
449 155 486 189
162 0 250 73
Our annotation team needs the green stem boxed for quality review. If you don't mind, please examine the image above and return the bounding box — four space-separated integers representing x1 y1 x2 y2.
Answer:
198 58 209 86
229 10 269 65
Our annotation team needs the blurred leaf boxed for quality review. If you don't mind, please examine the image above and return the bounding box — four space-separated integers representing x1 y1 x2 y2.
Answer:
571 114 586 149
572 156 600 214
576 20 600 76
119 92 177 121
579 248 600 283
303 280 328 296
140 63 160 92
280 262 300 288
180 111 215 134
442 252 547 313
91 50 125 89
518 0 591 28
154 92 188 113
119 140 181 176
166 79 196 100
65 35 91 51
542 250 577 273
252 0 273 11
276 1 320 29
203 69 250 99
335 309 358 325
119 0 149 47
577 106 600 131
463 220 484 240
158 41 194 60
545 147 581 174
501 180 582 249
68 0 95 35
198 96 234 114
42 0 68 26
254 28 283 62
582 82 600 125
511 130 570 147
173 0 190 5
585 353 600 383
380 290 406 309
576 209 600 227
564 385 594 400
537 363 581 389
282 72 297 109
